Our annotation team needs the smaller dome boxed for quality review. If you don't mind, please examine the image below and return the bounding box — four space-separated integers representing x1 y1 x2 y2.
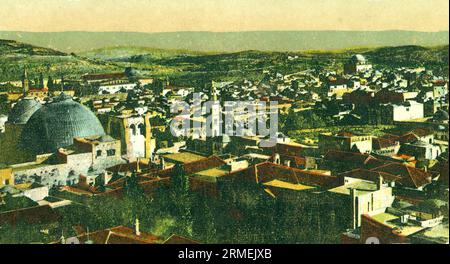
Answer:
8 97 42 125
433 109 449 121
351 54 366 62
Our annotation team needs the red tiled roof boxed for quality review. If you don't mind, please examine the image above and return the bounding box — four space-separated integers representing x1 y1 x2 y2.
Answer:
372 137 398 150
163 234 200 244
228 162 340 188
324 150 393 170
272 143 304 157
101 177 170 197
409 127 433 138
0 205 59 226
370 163 432 188
324 150 372 164
400 133 419 143
68 226 162 244
339 168 402 183
380 133 401 142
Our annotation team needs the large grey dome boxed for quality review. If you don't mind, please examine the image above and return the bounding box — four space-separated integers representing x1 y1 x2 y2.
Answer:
21 93 105 153
8 97 42 125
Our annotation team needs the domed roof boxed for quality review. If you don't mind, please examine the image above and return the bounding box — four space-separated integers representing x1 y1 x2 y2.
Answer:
8 97 42 125
433 109 449 121
21 93 105 153
351 54 366 62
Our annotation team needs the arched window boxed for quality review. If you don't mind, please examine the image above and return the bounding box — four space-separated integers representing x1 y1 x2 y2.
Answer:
138 123 146 136
130 124 137 136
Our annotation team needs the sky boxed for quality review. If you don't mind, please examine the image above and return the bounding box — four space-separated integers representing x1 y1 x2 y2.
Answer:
0 0 448 32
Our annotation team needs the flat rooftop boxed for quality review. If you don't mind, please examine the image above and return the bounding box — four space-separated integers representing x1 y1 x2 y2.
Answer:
193 168 229 182
369 211 428 237
162 152 205 164
328 179 378 196
263 179 315 191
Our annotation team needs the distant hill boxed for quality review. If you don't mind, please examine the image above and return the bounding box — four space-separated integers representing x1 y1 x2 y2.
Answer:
0 31 448 53
364 45 449 67
0 39 66 56
0 39 119 82
79 46 206 61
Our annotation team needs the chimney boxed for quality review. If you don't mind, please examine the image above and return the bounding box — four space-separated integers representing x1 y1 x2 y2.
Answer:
377 174 384 190
135 218 141 236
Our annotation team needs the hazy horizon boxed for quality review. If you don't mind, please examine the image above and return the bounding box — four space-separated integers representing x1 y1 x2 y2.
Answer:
0 0 448 33
2 29 449 34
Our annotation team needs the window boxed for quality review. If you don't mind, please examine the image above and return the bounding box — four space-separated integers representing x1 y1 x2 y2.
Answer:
107 149 116 157
96 150 102 157
138 123 146 136
4 179 10 185
130 124 137 136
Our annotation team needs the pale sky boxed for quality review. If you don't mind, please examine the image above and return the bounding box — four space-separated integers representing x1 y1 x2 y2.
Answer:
0 0 448 32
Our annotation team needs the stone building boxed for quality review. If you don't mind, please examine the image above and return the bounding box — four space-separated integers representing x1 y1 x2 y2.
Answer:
11 135 123 188
344 54 373 74
101 110 154 162
319 132 373 154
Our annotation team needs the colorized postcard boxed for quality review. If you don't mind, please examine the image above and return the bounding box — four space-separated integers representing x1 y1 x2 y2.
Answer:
0 0 448 251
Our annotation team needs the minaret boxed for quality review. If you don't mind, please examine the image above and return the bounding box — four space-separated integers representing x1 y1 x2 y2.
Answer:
22 68 29 97
211 81 218 101
210 81 220 137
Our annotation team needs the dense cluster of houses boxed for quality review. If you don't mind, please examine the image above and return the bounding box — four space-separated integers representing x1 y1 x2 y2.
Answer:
0 54 448 244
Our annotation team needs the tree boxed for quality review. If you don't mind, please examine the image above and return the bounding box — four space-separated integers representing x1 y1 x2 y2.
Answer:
152 79 165 96
38 73 44 89
171 164 193 237
47 76 54 91
192 198 217 243
0 94 9 115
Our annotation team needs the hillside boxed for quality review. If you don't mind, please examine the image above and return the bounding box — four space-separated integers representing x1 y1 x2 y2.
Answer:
0 31 448 53
91 44 448 85
0 40 120 82
0 39 66 56
79 46 207 61
364 45 449 67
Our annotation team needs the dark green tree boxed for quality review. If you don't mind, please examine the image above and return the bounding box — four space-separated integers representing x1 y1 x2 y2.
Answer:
38 73 44 89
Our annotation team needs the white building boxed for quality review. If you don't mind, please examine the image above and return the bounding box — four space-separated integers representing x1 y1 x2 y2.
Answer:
98 83 137 94
390 101 424 121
